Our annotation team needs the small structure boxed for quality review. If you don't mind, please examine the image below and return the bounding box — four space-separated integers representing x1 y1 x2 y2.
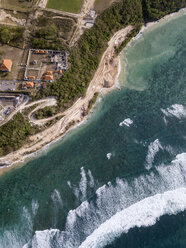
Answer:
44 74 53 81
46 71 53 76
28 75 36 80
32 60 37 65
90 10 96 19
0 59 12 72
22 81 34 89
59 69 63 75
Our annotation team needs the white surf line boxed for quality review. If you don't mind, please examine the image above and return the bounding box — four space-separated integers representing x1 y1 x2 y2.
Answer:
79 187 186 248
24 152 186 248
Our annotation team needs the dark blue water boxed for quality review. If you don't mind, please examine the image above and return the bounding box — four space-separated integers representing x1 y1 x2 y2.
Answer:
106 211 186 248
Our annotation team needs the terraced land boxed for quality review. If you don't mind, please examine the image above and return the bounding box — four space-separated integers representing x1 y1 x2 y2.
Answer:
47 0 83 13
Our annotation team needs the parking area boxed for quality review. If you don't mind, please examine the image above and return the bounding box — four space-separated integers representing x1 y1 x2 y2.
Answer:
0 80 16 91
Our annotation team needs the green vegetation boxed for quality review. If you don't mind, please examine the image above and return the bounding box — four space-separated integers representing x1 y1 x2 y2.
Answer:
142 0 186 21
30 15 75 49
0 26 24 48
30 26 66 50
0 113 38 156
0 0 186 156
82 92 99 116
47 0 83 13
34 106 57 119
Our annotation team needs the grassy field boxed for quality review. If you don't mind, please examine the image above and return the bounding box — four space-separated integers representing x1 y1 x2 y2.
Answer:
47 0 83 13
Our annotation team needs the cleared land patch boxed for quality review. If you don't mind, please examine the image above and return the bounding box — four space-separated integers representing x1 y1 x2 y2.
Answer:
94 0 120 12
0 0 36 10
46 0 83 13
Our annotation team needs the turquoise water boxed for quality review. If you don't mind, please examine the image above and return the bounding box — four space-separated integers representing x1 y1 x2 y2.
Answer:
0 10 186 248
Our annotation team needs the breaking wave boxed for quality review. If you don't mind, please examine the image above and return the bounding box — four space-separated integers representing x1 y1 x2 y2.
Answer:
79 188 186 248
25 153 186 248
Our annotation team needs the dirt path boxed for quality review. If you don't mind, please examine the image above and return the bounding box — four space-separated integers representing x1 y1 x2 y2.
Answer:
0 25 133 167
27 97 57 125
0 96 57 127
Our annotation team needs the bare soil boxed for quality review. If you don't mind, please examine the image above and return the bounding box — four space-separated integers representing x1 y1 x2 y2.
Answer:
0 45 24 80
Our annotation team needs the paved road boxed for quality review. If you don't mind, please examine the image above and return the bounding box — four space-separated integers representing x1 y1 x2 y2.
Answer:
0 94 29 127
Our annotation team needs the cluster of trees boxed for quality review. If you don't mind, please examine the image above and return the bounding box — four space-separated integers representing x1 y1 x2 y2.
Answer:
142 0 186 20
30 26 66 51
30 14 74 50
34 106 57 119
0 113 38 156
0 26 24 48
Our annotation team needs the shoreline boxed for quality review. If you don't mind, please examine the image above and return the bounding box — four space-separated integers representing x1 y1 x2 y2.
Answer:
0 8 186 174
0 25 134 174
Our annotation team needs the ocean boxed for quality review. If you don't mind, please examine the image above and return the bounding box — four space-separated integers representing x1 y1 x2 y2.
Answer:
0 9 186 248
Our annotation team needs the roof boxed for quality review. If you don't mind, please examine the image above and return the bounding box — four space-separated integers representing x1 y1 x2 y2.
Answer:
28 75 36 80
34 50 39 54
44 75 53 81
59 69 63 74
0 59 12 71
26 82 34 88
46 71 53 75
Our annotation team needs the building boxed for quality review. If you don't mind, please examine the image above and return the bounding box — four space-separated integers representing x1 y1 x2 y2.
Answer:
28 75 36 80
0 59 12 72
46 71 53 76
44 75 53 81
22 82 34 89
90 10 96 19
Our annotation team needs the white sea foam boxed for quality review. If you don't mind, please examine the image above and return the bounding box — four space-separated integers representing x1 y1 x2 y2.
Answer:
31 229 62 248
119 118 133 127
70 168 96 202
26 153 186 248
145 139 162 170
67 180 72 188
106 153 112 160
161 104 186 119
79 188 186 248
78 167 88 201
51 189 63 207
32 200 39 217
88 169 95 188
